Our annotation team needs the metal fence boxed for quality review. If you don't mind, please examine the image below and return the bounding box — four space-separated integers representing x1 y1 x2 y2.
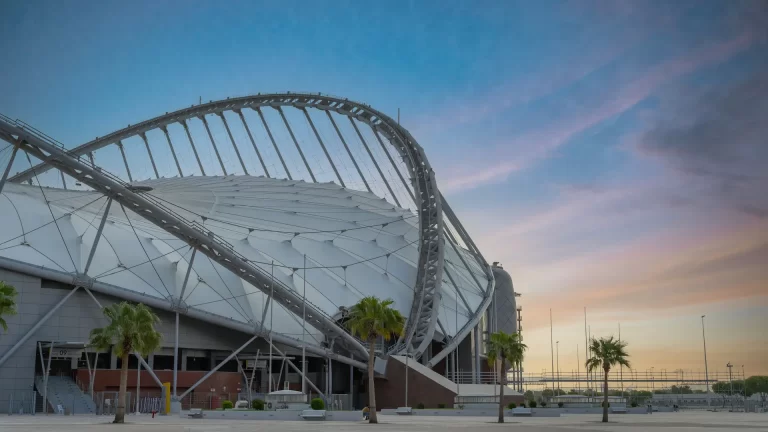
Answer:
7 391 88 415
93 391 131 416
6 391 38 415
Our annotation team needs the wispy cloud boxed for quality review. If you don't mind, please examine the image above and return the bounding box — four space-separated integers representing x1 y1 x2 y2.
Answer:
438 31 758 194
638 68 768 219
440 160 519 193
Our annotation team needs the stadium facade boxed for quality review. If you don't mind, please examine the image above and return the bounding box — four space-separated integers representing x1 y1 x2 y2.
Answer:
0 93 521 413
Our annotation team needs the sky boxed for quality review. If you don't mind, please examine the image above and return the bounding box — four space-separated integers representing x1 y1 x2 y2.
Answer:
1 0 766 378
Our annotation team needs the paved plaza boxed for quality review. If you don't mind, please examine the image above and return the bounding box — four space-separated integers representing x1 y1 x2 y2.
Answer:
0 412 765 432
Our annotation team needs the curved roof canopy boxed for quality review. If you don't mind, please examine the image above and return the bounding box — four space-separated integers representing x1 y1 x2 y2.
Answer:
0 176 486 349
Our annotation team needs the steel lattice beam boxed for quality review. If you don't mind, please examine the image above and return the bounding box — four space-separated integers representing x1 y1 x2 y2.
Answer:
0 116 370 359
1 93 451 359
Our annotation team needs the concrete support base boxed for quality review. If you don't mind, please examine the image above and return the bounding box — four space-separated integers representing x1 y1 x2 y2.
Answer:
170 400 181 414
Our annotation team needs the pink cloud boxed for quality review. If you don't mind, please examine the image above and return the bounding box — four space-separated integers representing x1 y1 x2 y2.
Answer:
439 160 519 193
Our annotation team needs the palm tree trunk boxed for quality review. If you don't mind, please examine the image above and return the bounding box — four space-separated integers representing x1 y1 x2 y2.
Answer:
602 368 609 423
367 336 378 424
114 353 129 423
498 357 505 423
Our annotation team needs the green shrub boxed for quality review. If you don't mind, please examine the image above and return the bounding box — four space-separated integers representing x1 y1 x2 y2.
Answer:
558 402 564 408
416 402 425 409
437 403 446 409
631 401 638 408
528 401 536 408
540 401 547 407
602 402 610 408
221 400 233 410
251 399 265 410
507 402 516 409
310 398 325 410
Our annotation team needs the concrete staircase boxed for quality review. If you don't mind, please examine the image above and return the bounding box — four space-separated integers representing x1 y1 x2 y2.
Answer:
34 375 96 414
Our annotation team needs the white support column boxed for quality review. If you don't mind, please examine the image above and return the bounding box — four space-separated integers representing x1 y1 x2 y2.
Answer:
181 120 206 175
370 128 415 202
83 197 113 275
268 262 274 393
178 248 197 305
45 341 53 413
178 334 259 399
217 112 249 175
92 352 100 396
0 286 80 368
173 311 180 398
37 342 47 413
302 108 345 186
301 255 307 396
348 117 400 206
135 358 141 414
0 143 20 195
116 141 133 183
473 326 480 384
84 348 94 397
266 339 325 399
139 132 160 179
199 115 227 175
160 126 183 177
276 107 316 182
236 109 270 177
255 108 292 179
326 111 371 193
135 354 163 388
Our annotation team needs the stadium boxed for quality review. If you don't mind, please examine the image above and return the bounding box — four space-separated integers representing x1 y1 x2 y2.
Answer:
0 93 521 414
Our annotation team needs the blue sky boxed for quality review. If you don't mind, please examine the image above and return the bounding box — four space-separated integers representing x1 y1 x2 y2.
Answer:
1 0 766 375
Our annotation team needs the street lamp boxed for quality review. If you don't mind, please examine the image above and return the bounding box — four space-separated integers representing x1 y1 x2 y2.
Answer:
701 315 710 408
727 362 734 412
742 365 746 414
556 341 560 392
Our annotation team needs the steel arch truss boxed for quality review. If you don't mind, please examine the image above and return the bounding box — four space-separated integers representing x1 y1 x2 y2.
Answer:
1 93 490 363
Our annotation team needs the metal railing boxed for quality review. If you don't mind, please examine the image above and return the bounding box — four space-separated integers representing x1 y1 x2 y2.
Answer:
446 371 522 385
6 391 38 415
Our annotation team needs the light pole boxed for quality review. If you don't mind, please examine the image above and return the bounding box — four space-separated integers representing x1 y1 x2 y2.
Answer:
404 347 410 408
742 365 746 413
701 315 710 408
556 341 560 392
576 345 581 392
727 362 734 412
550 309 555 392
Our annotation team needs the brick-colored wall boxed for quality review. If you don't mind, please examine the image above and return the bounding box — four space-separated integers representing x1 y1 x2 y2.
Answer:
76 369 241 396
371 359 523 410
373 358 457 409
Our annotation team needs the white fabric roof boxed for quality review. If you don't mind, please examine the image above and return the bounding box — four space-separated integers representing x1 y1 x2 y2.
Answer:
0 176 487 348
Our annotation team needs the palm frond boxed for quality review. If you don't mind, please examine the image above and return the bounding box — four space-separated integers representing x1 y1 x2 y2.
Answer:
584 336 631 373
486 331 527 367
88 302 162 357
346 296 405 343
0 281 18 331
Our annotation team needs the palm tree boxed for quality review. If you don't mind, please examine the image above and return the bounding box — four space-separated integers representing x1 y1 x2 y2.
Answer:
0 281 18 333
585 336 630 423
486 331 527 423
346 296 405 424
89 302 161 423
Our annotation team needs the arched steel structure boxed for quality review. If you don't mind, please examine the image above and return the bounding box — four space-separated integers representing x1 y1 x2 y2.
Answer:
0 93 493 368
